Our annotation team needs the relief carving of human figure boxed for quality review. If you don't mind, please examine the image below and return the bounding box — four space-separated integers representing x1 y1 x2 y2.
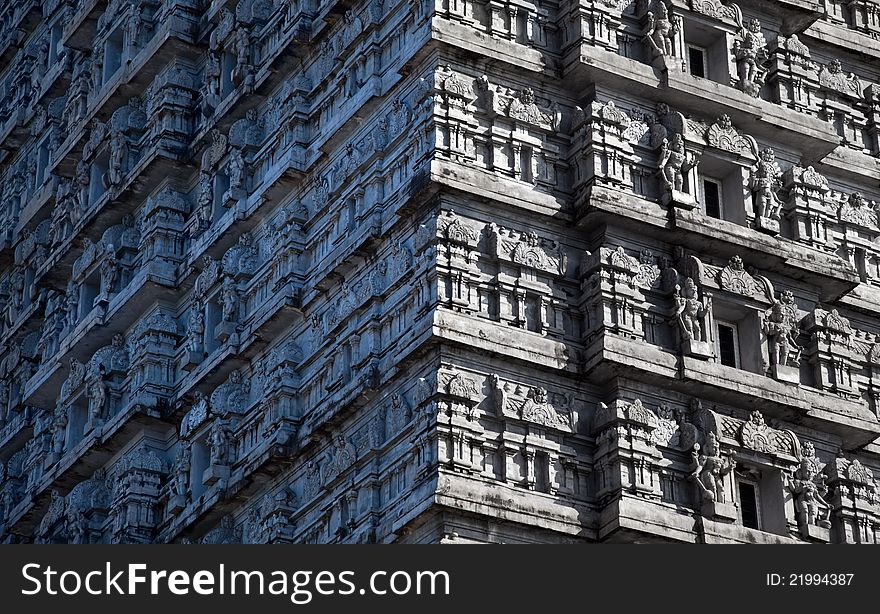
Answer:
208 420 230 466
0 379 9 426
691 433 733 504
228 149 244 191
196 172 213 228
89 376 108 422
51 407 68 456
672 277 708 343
785 447 831 529
751 148 783 222
100 244 119 297
171 442 191 498
659 133 691 192
107 130 127 187
65 280 79 331
187 304 205 352
763 291 801 368
733 18 767 96
644 1 677 58
220 278 238 323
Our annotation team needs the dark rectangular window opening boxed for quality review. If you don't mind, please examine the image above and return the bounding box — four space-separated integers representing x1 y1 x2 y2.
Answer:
717 323 738 368
688 46 707 78
703 179 721 218
739 482 760 530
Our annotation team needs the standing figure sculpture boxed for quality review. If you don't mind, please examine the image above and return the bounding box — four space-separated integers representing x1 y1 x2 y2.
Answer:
89 376 108 422
751 148 783 225
208 420 230 466
733 18 768 97
220 278 238 323
51 406 68 456
672 277 708 343
187 304 205 352
171 442 191 498
691 433 733 504
786 444 832 531
763 291 801 369
644 2 677 58
660 133 689 192
100 244 120 298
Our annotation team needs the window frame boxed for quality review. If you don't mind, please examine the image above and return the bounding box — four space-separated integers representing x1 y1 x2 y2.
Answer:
737 478 762 531
687 44 708 79
715 319 740 369
700 176 724 219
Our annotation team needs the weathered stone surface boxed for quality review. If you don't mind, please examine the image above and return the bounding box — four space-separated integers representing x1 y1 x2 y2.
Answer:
0 0 878 546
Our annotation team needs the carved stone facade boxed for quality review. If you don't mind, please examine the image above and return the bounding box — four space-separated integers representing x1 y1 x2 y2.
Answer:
1 0 880 545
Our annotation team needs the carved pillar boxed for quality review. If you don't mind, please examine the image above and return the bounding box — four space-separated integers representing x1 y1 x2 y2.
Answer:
592 399 663 501
825 457 880 544
803 308 859 396
111 446 166 543
129 309 181 410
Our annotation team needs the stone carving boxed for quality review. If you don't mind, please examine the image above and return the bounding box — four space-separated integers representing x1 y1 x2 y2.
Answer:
180 392 209 439
227 148 245 193
786 442 831 535
659 133 689 192
644 1 678 59
689 0 738 20
51 405 67 457
106 129 127 188
690 432 733 505
733 17 767 97
839 192 878 230
739 410 773 453
194 255 221 299
323 434 356 485
196 172 213 229
99 243 120 299
186 303 205 353
170 442 191 499
220 278 239 323
519 387 573 431
765 291 801 363
651 404 681 447
208 420 231 466
719 256 757 295
671 277 711 355
818 59 863 97
210 369 250 415
705 115 752 156
750 147 784 234
88 377 108 422
489 225 567 276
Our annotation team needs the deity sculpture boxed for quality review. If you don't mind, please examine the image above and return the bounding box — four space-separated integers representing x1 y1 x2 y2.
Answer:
89 377 108 422
659 133 694 193
672 277 708 343
208 420 230 466
171 442 191 498
220 278 238 323
691 433 733 504
0 379 9 426
106 130 127 188
100 244 120 298
751 148 783 224
733 18 768 97
51 406 68 456
187 304 205 352
786 444 832 530
644 1 677 58
196 172 213 228
228 149 244 192
763 291 801 368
